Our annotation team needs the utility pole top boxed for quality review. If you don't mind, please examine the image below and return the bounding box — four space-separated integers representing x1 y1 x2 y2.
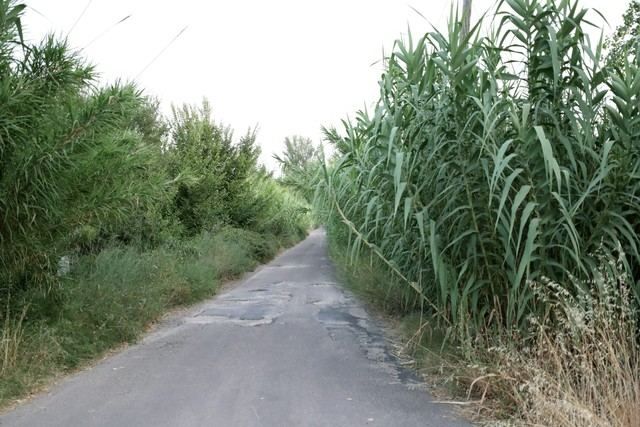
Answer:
462 0 472 37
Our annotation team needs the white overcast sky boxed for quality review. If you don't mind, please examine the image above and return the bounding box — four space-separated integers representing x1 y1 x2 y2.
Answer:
23 0 629 170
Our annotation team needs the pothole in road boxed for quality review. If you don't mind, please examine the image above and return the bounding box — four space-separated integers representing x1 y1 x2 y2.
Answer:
185 290 292 327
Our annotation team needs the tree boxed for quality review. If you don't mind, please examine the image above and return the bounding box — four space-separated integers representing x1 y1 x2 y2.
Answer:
606 0 640 68
273 136 321 202
274 136 317 174
166 100 260 233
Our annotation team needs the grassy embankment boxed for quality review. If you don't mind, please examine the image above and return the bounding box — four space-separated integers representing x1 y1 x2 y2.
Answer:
1 228 303 407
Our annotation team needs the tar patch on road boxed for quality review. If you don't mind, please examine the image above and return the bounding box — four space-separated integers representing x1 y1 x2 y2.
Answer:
186 281 292 327
314 293 427 392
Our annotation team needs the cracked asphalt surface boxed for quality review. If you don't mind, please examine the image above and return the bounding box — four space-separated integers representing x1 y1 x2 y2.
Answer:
0 229 470 427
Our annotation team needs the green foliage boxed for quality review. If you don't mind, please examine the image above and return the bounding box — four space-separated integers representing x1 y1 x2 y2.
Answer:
247 174 311 241
0 1 173 295
164 102 310 238
275 136 317 172
166 101 261 233
0 0 309 408
319 0 640 335
606 0 640 69
329 239 418 315
0 1 308 300
274 135 323 202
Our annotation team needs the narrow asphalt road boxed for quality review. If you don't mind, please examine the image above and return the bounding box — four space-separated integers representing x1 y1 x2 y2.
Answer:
1 229 470 427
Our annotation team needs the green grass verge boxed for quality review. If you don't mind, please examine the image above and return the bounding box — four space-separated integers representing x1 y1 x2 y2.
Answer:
0 227 303 408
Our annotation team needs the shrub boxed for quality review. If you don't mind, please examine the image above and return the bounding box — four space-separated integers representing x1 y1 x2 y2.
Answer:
0 1 172 297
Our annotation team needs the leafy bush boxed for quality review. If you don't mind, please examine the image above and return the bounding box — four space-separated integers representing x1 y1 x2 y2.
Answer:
0 1 173 296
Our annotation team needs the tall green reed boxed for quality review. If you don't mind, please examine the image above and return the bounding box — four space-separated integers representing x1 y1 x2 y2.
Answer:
319 0 640 335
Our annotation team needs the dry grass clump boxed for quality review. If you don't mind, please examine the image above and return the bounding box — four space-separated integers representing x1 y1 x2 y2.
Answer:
393 250 640 426
511 254 640 427
0 306 27 376
448 252 640 426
